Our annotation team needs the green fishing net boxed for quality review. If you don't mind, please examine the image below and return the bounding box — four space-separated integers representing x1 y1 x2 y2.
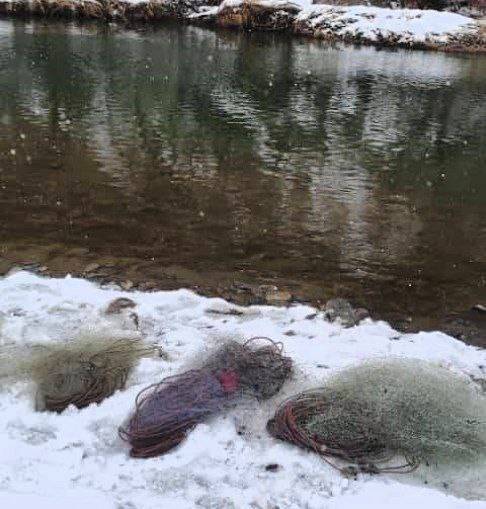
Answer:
2 335 157 412
304 359 486 466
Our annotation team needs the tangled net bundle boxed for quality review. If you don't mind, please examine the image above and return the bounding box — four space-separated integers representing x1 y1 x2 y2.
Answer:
200 338 292 399
267 359 486 475
14 336 157 412
120 338 292 458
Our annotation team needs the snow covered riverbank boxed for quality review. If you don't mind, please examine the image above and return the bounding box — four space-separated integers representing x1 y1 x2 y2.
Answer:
197 0 483 50
0 0 484 52
1 271 486 507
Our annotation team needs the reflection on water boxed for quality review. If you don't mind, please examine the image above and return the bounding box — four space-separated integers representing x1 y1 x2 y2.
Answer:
0 19 485 331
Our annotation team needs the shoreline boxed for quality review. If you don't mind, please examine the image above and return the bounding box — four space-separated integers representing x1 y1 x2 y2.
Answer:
2 257 484 348
0 0 485 53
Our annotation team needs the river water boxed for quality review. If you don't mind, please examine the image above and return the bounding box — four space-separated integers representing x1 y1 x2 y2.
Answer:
0 19 485 339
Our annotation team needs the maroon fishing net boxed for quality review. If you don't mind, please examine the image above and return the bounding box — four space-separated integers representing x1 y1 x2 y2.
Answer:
120 338 292 458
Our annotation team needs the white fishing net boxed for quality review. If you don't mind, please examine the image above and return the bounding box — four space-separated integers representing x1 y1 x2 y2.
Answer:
305 359 486 466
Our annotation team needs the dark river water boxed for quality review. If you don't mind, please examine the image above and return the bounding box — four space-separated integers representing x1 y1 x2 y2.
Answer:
0 19 485 340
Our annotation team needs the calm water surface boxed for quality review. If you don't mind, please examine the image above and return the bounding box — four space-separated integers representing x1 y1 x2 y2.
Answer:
0 19 485 336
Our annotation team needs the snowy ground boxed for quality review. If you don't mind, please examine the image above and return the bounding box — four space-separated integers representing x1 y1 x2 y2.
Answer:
294 4 477 44
193 0 480 47
1 271 486 508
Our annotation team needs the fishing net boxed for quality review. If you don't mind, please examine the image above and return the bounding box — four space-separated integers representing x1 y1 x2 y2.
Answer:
12 336 158 412
200 338 293 400
120 338 293 458
267 359 486 475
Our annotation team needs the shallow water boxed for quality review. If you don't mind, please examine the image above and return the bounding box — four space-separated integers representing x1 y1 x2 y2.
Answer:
0 19 485 338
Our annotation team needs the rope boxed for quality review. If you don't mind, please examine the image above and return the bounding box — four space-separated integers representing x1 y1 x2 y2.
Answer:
267 391 419 475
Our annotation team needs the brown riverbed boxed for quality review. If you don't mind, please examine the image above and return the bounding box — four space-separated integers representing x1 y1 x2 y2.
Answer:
0 20 485 344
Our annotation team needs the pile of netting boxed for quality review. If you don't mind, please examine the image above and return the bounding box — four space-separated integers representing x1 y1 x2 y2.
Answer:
119 338 293 458
2 335 157 412
267 359 486 475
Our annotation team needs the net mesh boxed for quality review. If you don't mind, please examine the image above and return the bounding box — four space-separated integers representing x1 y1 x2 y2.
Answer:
267 359 486 474
8 336 157 412
120 338 293 458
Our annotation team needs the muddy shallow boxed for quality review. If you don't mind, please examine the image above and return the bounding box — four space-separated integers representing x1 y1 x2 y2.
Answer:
0 20 485 343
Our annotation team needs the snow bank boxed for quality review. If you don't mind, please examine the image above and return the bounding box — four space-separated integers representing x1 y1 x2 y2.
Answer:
189 0 485 49
1 271 486 507
295 4 476 44
201 0 479 47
